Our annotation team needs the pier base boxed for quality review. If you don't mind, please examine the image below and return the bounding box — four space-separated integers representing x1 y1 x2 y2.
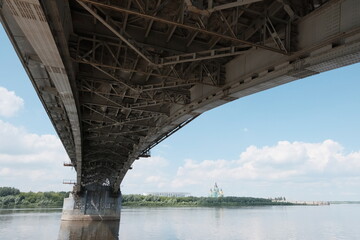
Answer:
61 184 121 221
58 220 120 239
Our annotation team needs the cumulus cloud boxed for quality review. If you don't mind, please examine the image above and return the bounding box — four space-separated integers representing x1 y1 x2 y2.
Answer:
121 140 360 196
122 156 170 192
171 140 360 187
0 120 65 160
0 120 73 191
116 140 360 199
0 86 24 117
0 168 50 181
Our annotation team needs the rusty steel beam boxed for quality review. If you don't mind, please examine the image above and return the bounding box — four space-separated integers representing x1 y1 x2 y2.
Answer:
76 0 155 65
74 58 197 82
76 0 288 55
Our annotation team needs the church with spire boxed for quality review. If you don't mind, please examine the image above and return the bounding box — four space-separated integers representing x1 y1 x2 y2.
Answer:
209 183 224 198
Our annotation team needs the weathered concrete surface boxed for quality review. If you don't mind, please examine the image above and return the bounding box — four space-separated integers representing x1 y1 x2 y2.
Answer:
61 185 121 221
58 219 120 239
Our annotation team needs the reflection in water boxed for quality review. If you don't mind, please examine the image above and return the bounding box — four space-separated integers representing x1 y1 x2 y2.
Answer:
58 220 120 240
2 205 359 240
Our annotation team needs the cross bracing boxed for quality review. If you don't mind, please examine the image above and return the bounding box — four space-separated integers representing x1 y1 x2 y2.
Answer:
4 0 353 193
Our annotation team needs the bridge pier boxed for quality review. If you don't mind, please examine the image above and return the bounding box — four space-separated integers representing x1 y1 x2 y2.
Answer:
58 220 120 239
61 184 122 221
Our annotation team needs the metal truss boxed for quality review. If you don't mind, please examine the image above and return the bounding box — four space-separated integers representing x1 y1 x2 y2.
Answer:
73 32 226 89
78 78 188 104
61 0 325 189
159 45 251 65
76 0 288 59
78 77 190 105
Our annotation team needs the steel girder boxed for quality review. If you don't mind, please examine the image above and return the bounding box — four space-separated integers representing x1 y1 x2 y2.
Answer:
68 0 328 191
2 0 330 191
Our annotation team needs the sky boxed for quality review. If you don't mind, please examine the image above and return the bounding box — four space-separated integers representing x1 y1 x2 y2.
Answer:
1 24 360 201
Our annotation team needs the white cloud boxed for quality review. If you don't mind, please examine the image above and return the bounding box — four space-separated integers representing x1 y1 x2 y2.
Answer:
121 140 360 198
135 156 169 168
145 175 164 183
169 140 360 190
0 167 11 176
0 120 73 191
0 168 47 180
122 156 170 192
0 120 65 160
0 86 24 117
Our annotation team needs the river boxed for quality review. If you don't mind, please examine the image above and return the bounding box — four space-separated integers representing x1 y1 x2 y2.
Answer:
0 204 359 240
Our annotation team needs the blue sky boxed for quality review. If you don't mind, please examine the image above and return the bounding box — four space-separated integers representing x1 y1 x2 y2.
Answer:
1 24 360 201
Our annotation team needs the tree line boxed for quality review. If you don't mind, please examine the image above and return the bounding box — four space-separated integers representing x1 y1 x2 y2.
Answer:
1 186 293 208
122 194 294 207
0 187 69 208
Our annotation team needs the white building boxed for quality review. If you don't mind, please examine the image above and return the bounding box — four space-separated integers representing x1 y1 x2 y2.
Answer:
142 192 191 197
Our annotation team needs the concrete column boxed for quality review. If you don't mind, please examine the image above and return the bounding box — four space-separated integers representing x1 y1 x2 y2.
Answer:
61 184 122 221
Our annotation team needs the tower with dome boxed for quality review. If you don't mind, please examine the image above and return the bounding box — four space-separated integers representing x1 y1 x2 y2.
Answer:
209 183 224 198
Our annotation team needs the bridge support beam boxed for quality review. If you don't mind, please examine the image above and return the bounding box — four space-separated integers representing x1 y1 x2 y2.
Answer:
61 185 121 221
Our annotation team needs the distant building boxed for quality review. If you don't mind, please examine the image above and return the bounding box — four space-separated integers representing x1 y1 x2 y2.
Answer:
142 192 191 197
209 183 224 198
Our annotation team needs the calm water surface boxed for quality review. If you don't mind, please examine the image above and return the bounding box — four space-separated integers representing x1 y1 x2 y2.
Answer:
0 204 359 240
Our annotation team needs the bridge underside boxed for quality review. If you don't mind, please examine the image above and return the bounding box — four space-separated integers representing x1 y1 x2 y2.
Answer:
1 0 360 194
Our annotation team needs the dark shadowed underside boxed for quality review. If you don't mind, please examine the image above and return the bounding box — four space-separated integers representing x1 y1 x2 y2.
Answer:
7 0 358 192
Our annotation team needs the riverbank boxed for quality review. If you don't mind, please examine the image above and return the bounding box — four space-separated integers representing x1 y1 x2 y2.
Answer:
1 187 330 209
122 195 296 207
0 187 69 208
1 193 296 208
287 200 330 205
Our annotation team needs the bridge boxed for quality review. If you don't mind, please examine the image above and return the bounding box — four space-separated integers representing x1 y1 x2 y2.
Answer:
1 0 360 220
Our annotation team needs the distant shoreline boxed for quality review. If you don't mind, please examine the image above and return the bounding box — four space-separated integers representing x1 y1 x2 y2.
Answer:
0 187 69 208
122 195 300 207
4 186 357 209
330 201 360 204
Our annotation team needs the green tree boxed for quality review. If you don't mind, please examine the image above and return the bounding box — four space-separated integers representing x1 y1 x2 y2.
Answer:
0 187 20 197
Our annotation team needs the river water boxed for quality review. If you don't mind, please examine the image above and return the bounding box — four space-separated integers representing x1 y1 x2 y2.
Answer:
0 204 359 240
